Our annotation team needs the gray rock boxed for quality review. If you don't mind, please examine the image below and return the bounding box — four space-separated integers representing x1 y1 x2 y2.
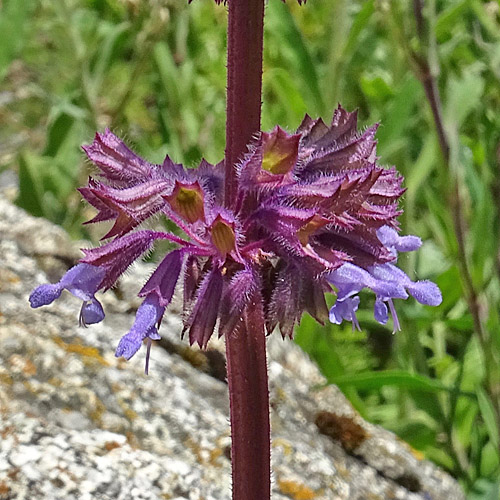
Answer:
0 197 465 500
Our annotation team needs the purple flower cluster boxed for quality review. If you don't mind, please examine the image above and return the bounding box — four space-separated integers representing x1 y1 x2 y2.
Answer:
29 106 441 370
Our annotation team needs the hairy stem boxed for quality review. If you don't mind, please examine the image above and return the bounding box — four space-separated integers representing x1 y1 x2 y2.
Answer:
226 297 270 500
223 2 270 499
224 0 265 206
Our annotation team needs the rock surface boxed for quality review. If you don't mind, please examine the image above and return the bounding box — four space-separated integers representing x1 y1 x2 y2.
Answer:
0 197 465 500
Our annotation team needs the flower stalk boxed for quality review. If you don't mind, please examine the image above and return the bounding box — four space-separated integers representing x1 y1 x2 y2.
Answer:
223 1 270 498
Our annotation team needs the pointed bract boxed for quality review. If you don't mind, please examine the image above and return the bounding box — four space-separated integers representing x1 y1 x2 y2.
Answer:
139 250 183 306
82 129 155 185
187 267 223 348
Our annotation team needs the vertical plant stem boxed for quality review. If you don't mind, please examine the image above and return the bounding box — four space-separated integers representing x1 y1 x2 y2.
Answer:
225 297 270 500
224 0 265 206
223 2 270 499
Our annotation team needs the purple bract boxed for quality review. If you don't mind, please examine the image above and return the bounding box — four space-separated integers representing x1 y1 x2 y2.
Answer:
29 106 441 371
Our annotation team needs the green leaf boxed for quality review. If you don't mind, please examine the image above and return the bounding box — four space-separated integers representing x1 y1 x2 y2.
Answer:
330 370 475 397
405 135 439 197
16 153 49 218
266 1 324 115
43 113 76 158
154 41 182 107
468 478 500 500
0 0 33 82
90 20 129 96
342 0 375 59
476 386 500 450
393 421 438 450
435 0 470 43
376 76 422 158
359 73 393 101
445 70 485 128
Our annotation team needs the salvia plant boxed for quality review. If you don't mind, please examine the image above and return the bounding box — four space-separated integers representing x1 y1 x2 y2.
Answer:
29 1 442 498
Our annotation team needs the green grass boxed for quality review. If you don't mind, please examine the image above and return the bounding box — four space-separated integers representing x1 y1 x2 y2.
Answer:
2 0 500 496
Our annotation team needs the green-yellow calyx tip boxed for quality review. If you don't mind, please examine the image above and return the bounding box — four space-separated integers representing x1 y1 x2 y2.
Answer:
261 127 300 175
211 216 236 255
166 181 205 223
297 215 329 246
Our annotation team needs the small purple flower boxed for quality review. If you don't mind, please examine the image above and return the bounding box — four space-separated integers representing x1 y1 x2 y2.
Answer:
329 295 361 331
327 226 442 332
30 106 441 370
115 294 164 374
29 263 106 325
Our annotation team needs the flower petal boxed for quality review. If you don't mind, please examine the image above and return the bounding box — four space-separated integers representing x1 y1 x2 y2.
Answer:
60 263 106 301
80 298 105 327
376 225 422 253
329 296 360 325
374 298 388 324
115 294 165 360
407 280 443 306
29 283 62 308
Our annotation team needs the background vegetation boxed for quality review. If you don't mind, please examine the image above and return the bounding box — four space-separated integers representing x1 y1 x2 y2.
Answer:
1 0 499 497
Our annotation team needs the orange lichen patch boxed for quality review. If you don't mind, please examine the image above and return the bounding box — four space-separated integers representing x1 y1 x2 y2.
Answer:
208 447 223 467
124 431 140 449
0 372 13 386
210 216 236 255
0 425 15 439
104 441 122 452
315 411 368 452
277 478 317 500
184 437 205 464
410 447 425 461
165 181 205 223
0 269 21 292
52 337 109 366
115 399 138 422
8 354 37 376
272 438 293 456
184 437 224 468
48 377 63 387
88 397 107 426
0 480 10 495
6 467 19 481
22 380 41 395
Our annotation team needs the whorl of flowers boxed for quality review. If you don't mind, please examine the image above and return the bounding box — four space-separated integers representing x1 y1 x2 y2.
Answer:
29 106 441 370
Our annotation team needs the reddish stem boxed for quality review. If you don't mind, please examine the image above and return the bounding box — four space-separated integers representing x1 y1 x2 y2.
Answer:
225 297 270 500
223 1 270 499
224 0 265 206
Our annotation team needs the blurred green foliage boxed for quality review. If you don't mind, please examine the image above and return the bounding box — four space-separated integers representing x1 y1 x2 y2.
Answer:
1 0 500 496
